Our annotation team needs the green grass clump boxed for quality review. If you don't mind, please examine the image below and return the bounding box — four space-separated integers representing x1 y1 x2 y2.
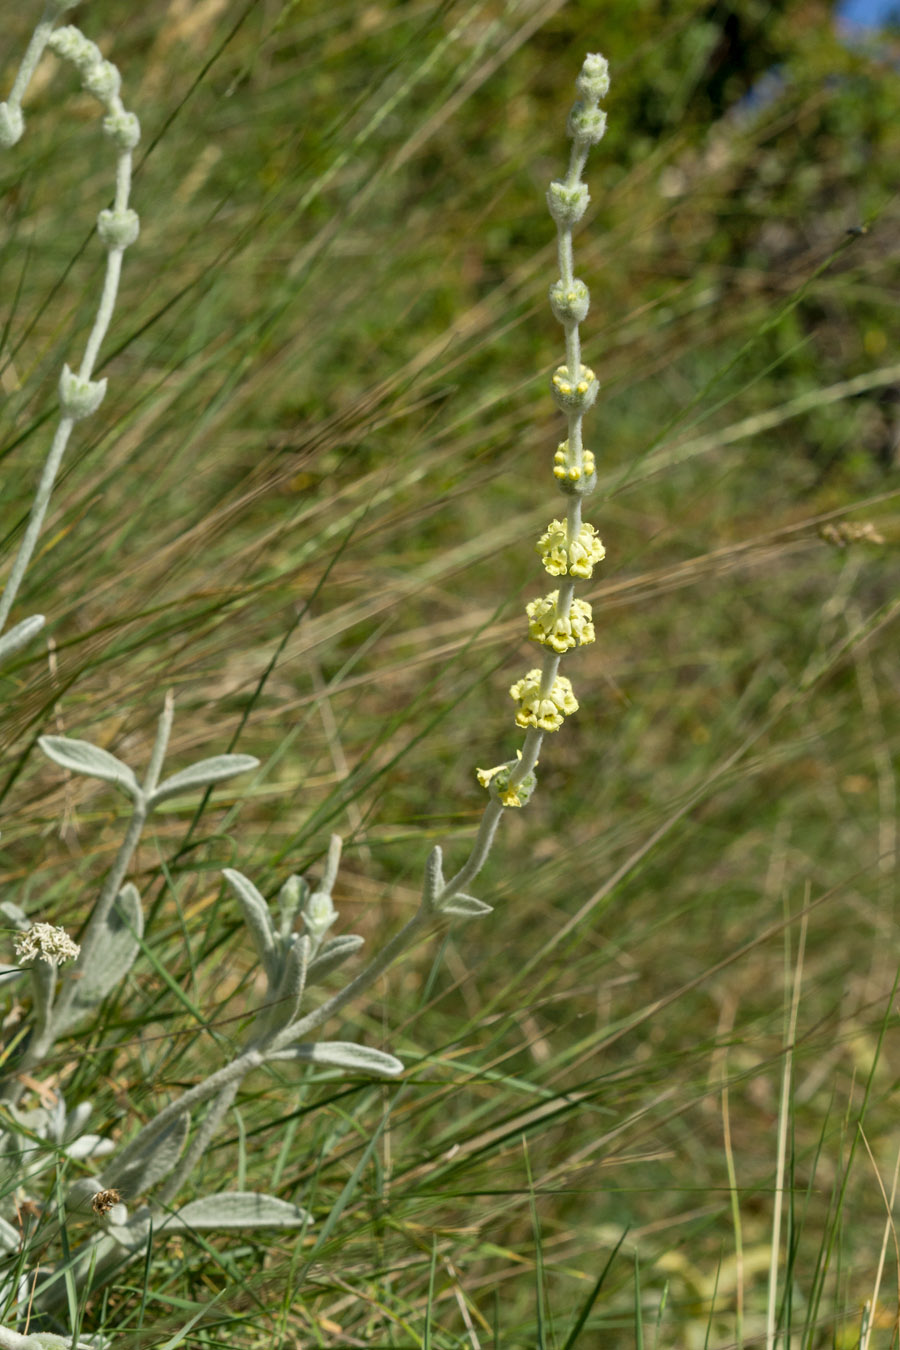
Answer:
2 1 899 1346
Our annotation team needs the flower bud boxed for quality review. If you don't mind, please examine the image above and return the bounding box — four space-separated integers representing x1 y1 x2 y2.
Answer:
553 442 596 480
475 755 538 808
83 60 121 104
550 364 599 414
575 53 610 103
567 102 608 146
303 889 337 941
102 109 140 150
97 207 140 250
553 442 597 495
48 26 101 71
278 875 303 913
549 278 590 325
59 365 107 421
547 180 589 227
555 466 597 497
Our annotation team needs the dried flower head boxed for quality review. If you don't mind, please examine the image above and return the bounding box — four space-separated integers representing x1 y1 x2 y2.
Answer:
14 922 81 966
819 520 885 549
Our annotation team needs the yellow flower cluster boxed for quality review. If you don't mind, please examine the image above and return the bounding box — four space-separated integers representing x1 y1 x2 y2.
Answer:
509 668 578 731
537 518 605 578
553 441 596 483
469 52 611 810
526 591 595 653
475 752 537 807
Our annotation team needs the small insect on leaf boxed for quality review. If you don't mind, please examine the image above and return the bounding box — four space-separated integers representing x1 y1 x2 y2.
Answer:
91 1188 122 1215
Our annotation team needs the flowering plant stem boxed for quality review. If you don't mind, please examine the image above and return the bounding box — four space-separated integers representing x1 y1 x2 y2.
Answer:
0 695 174 1104
476 54 609 817
0 30 612 1339
0 3 141 640
83 46 613 1214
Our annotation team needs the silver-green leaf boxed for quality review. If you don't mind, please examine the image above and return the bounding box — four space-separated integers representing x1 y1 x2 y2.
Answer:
0 1214 20 1252
162 1191 312 1232
271 1040 403 1077
0 899 28 928
54 884 143 1032
102 1111 190 1198
438 893 493 918
421 844 444 911
276 873 309 941
222 869 277 981
0 613 44 664
148 754 258 807
38 735 139 800
306 933 364 984
262 934 309 1035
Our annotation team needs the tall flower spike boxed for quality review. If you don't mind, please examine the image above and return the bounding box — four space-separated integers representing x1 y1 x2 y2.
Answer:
472 52 609 822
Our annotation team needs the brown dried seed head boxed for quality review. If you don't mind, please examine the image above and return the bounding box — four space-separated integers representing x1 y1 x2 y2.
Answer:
820 521 886 548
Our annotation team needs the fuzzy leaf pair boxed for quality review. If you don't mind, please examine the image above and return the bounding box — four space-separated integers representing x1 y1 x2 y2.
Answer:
222 869 365 1040
146 753 258 808
38 734 257 807
222 868 312 1037
421 846 492 918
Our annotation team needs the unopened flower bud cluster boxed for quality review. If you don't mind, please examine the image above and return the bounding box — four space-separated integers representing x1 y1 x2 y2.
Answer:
45 25 142 388
0 6 144 637
0 18 141 156
478 53 609 808
47 27 141 151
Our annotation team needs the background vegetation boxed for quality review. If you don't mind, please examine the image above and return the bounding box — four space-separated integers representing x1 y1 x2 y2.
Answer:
1 0 898 1344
